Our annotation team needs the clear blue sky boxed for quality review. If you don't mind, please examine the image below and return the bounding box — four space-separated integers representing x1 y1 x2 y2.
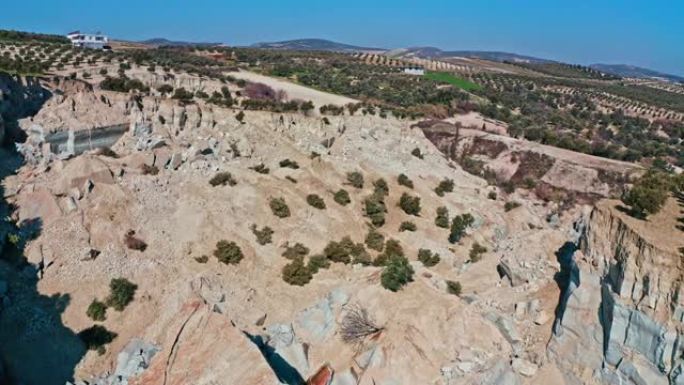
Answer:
2 0 682 76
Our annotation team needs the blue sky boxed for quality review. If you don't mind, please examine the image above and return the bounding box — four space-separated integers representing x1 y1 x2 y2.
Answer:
2 0 682 76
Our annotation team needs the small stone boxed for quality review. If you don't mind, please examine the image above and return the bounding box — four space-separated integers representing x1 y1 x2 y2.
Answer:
528 299 541 314
514 302 527 319
512 358 538 377
169 153 183 170
63 197 78 213
534 310 550 325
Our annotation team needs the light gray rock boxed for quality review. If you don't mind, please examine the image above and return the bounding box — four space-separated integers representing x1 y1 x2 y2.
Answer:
331 369 357 385
169 153 183 170
355 344 384 369
294 288 348 344
511 358 537 377
114 338 160 381
482 360 521 385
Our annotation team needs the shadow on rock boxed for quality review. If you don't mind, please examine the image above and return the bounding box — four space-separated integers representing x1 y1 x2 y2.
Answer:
552 241 580 336
0 74 86 385
244 332 305 385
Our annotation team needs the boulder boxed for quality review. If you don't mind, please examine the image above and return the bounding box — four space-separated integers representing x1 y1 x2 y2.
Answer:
54 156 114 195
511 358 538 377
131 301 279 385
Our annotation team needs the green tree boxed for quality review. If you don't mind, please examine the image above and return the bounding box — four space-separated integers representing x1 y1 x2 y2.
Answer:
105 278 138 311
397 173 414 189
435 206 450 228
347 171 364 189
306 194 326 209
270 197 291 218
446 280 462 296
282 257 313 286
214 240 244 265
622 171 671 218
381 255 414 292
449 214 474 244
418 249 440 267
399 193 421 216
86 299 107 321
334 189 351 206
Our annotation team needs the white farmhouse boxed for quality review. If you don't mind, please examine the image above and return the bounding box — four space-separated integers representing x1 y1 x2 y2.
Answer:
403 66 425 76
66 31 109 49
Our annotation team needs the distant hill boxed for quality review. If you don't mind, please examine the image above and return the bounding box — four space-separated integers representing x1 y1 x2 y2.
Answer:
589 64 684 83
399 47 553 63
140 38 222 47
251 38 385 53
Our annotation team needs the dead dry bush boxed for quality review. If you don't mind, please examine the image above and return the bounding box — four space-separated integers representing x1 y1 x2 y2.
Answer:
339 303 383 345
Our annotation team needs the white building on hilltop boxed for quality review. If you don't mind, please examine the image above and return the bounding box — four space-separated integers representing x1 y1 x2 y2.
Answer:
67 31 109 49
402 66 425 76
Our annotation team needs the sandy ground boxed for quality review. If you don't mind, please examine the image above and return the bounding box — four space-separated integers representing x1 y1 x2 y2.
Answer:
226 70 358 108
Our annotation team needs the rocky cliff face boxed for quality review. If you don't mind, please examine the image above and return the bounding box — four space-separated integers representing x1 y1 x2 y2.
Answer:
0 73 52 143
551 201 684 385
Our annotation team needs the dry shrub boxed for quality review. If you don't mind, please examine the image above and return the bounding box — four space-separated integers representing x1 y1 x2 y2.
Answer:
124 230 147 251
340 304 383 345
244 82 277 100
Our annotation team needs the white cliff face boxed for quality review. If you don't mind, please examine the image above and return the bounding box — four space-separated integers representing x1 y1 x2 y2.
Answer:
549 200 684 385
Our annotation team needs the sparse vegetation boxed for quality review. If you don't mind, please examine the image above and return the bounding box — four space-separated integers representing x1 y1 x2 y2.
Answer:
364 192 387 227
373 239 404 266
418 249 440 267
141 164 159 175
124 230 147 252
213 240 244 265
435 179 455 197
399 221 417 232
334 189 351 206
306 194 326 209
435 206 450 228
340 304 383 344
381 255 414 292
282 257 313 286
365 228 385 251
86 299 107 321
397 173 414 189
106 278 138 311
504 201 521 212
622 170 672 218
469 242 488 263
373 178 389 197
269 197 291 218
282 242 310 260
347 171 364 189
307 254 331 273
323 237 355 264
209 172 237 187
446 280 462 296
399 193 421 216
235 111 245 123
251 224 274 245
279 159 300 169
449 213 474 244
411 148 424 159
250 163 270 174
